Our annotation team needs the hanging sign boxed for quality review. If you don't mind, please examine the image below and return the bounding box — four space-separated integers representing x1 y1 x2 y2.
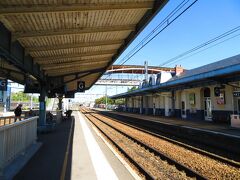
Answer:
0 91 3 102
77 81 85 92
0 79 7 91
233 91 240 97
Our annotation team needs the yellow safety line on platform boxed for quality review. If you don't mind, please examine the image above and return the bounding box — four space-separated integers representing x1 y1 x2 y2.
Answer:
60 118 74 180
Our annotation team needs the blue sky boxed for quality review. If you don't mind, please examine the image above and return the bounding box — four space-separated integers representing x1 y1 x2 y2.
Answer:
114 0 240 69
83 0 240 98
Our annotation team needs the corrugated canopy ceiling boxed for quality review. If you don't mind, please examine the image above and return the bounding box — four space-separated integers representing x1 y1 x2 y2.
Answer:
0 0 167 92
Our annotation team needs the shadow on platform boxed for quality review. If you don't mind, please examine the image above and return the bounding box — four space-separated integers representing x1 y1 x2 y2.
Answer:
14 117 74 180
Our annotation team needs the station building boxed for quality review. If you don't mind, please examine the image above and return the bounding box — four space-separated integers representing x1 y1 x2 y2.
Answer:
111 54 240 124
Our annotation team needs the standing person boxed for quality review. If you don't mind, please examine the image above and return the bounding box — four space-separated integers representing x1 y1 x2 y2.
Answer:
14 104 22 122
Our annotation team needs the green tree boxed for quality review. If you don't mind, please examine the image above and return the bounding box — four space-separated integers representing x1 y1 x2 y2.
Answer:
95 96 124 106
11 92 51 110
95 96 114 105
11 92 29 102
114 98 125 105
128 86 138 92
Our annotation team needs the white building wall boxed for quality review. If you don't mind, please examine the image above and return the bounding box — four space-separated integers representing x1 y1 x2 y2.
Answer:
212 85 233 111
133 96 140 108
175 91 181 109
160 95 165 109
175 85 234 117
148 95 153 108
185 88 201 111
157 95 161 108
122 81 238 122
143 96 147 108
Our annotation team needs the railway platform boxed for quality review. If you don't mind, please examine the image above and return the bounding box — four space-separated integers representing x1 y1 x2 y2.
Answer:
14 111 135 180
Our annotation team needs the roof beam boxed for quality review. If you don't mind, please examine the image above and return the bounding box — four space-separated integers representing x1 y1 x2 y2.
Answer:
34 49 116 62
0 22 46 83
13 25 134 40
39 57 110 67
63 72 92 86
49 68 104 91
27 40 123 52
50 67 105 90
43 61 107 71
41 58 108 68
48 67 104 78
0 2 153 15
0 68 25 84
47 66 102 75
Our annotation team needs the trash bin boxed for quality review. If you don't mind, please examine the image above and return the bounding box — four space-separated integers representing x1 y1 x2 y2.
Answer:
231 114 240 128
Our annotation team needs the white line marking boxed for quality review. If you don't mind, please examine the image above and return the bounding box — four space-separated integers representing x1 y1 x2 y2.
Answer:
92 124 142 180
78 112 118 180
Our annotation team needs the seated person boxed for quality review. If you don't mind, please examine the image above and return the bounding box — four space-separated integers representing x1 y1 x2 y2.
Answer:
64 110 72 118
28 109 35 117
46 111 54 123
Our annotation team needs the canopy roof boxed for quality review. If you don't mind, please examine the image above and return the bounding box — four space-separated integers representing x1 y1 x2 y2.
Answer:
0 0 168 93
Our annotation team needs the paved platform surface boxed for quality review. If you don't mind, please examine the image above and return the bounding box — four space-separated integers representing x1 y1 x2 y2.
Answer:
14 117 73 180
96 109 240 137
14 112 135 180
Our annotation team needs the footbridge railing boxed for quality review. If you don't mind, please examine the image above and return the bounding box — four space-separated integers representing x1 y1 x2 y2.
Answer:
0 117 38 175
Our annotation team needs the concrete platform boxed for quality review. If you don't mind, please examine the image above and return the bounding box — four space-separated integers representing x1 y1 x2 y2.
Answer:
14 111 135 180
1 142 42 180
71 111 135 180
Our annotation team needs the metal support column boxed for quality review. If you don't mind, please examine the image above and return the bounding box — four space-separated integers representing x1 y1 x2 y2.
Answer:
58 97 63 110
39 86 47 126
144 61 148 82
57 96 63 123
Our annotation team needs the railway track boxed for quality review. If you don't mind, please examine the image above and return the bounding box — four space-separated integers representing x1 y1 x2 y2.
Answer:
80 107 240 179
99 110 240 163
94 110 240 169
81 108 206 180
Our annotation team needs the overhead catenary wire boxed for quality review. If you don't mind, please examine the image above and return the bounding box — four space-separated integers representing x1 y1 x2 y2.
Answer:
102 0 199 81
116 0 191 66
115 0 199 67
167 32 240 66
160 26 240 67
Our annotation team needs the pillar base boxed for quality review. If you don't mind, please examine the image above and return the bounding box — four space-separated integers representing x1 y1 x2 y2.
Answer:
56 111 62 124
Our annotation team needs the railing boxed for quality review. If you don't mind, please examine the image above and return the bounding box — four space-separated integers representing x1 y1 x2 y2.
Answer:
0 117 38 174
0 116 25 127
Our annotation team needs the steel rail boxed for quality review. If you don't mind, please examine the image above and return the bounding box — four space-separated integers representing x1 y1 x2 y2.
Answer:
94 111 240 169
82 111 154 179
